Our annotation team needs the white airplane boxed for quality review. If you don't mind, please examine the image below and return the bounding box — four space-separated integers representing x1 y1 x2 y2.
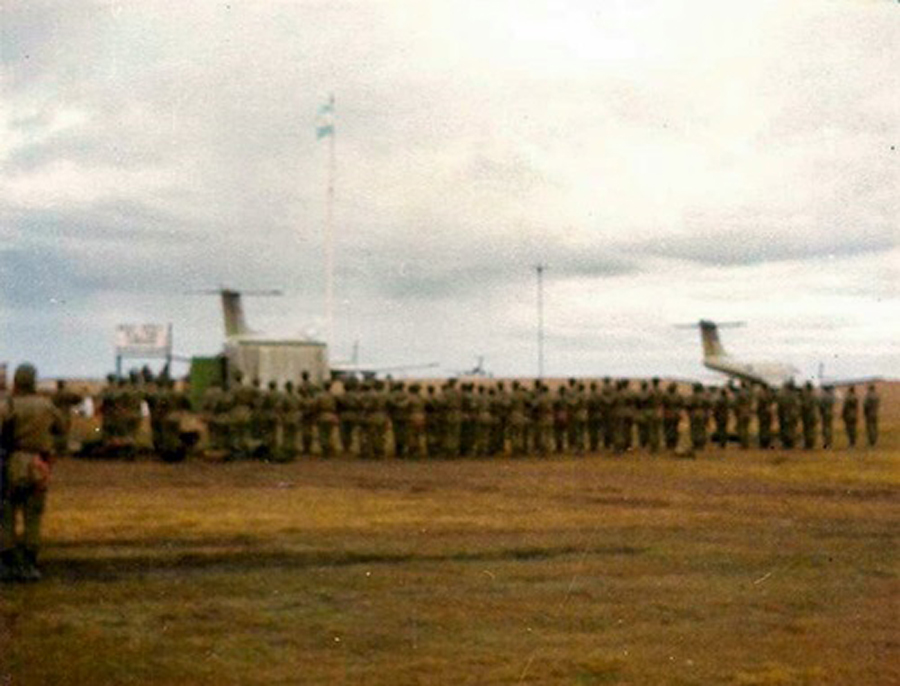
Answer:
208 289 438 380
688 319 798 387
683 320 879 388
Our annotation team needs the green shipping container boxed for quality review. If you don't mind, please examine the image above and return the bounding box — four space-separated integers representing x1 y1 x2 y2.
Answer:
189 356 227 410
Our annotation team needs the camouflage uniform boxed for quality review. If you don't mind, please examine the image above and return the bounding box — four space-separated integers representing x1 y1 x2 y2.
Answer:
336 379 360 455
616 381 635 453
441 381 462 459
647 378 663 454
662 383 682 451
407 384 428 458
600 378 615 450
756 386 775 449
229 375 255 459
553 387 569 454
258 382 281 458
298 372 319 455
842 387 859 448
733 384 753 450
315 382 340 458
712 388 730 449
818 386 835 449
800 382 818 450
533 385 554 456
508 381 530 456
367 382 392 459
387 382 410 459
568 382 587 455
51 380 82 455
278 382 300 461
490 383 510 456
863 385 880 447
586 382 602 453
777 382 800 449
425 386 443 458
688 385 708 451
1 364 64 582
635 381 652 450
473 386 493 457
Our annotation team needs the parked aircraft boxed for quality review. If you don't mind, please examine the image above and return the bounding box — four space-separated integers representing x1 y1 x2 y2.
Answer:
451 355 492 379
682 319 879 388
205 289 437 381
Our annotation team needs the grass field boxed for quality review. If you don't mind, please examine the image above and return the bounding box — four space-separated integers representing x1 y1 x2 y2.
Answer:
1 384 897 685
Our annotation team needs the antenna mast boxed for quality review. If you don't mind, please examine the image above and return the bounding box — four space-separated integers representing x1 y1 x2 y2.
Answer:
536 263 546 379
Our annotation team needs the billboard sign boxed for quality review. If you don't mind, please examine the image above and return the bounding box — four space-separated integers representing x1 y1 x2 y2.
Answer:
115 324 172 357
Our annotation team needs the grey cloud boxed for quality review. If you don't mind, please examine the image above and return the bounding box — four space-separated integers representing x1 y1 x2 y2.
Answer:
0 201 324 309
630 228 894 266
342 230 638 303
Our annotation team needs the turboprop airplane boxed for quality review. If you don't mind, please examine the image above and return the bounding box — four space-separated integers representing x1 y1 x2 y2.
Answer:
682 320 880 389
682 320 799 388
203 289 438 380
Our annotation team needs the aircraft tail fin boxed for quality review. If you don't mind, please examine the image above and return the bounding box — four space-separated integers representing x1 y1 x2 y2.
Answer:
222 289 249 337
699 320 727 359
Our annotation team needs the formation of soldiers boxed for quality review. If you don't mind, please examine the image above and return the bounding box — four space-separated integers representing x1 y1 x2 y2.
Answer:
193 374 882 461
82 369 195 460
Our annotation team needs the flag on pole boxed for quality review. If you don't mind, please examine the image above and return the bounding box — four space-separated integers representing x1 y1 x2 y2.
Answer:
316 96 335 139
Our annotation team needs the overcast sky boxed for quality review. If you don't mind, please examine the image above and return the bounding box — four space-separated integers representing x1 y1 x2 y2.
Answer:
1 0 897 381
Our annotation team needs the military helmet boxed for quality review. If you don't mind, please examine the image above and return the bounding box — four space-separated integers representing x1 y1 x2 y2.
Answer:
13 363 37 393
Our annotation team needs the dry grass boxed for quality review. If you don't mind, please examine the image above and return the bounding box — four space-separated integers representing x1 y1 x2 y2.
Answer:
1 383 898 685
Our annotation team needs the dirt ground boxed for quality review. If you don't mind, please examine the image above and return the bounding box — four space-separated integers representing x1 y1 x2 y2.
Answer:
1 383 897 685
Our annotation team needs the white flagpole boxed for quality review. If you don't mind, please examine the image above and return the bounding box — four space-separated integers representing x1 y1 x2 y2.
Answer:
324 94 336 348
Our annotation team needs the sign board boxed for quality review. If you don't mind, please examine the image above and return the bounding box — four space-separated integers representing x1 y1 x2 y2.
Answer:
115 324 172 357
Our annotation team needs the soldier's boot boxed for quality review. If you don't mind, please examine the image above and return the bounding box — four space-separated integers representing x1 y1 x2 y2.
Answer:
0 549 19 583
20 547 42 582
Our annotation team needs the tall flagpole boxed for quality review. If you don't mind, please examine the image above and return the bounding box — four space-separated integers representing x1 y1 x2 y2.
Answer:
324 94 336 348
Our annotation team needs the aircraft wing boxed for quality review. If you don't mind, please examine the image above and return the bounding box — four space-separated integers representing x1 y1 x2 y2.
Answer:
330 361 440 379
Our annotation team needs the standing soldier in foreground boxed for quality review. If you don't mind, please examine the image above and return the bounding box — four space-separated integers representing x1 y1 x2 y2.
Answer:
863 384 880 447
1 364 64 582
818 385 835 449
842 386 859 448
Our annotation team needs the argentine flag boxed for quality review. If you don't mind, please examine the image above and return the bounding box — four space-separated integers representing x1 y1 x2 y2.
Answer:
316 97 335 139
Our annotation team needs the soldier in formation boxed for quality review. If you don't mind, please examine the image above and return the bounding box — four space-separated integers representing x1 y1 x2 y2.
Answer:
90 372 882 461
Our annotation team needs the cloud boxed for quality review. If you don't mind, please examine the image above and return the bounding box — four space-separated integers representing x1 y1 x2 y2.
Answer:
0 1 897 378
